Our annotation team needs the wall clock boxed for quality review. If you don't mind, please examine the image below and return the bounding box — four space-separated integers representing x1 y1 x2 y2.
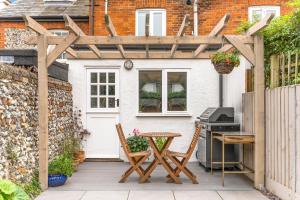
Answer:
124 59 134 70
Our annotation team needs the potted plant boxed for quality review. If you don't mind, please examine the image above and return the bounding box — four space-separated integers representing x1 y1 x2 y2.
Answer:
126 129 149 153
48 154 73 187
168 90 186 111
211 51 240 74
0 179 30 200
73 109 91 163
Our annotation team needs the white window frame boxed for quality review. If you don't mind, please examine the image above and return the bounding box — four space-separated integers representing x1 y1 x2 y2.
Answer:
248 6 280 22
49 29 69 61
135 9 166 36
137 69 190 116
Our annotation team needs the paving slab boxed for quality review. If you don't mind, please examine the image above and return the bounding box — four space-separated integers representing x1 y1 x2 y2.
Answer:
128 190 174 200
81 191 129 200
35 191 85 200
174 191 222 200
218 190 269 200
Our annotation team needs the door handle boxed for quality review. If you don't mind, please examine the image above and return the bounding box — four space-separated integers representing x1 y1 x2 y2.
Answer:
116 99 120 107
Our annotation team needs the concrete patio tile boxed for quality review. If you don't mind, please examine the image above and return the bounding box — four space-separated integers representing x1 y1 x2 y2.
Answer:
217 190 269 200
174 191 222 200
81 191 129 200
128 190 174 200
35 191 85 200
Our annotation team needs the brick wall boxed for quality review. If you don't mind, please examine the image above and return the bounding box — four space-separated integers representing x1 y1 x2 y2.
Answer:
0 21 88 48
92 0 293 36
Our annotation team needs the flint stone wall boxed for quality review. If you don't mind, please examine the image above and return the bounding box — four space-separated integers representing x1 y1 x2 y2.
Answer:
0 63 74 182
5 28 36 49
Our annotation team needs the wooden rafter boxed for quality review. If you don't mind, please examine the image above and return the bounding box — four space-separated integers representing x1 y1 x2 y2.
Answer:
217 44 233 52
225 35 255 65
194 13 230 57
105 15 126 58
64 15 102 58
27 35 254 45
170 14 189 57
23 15 77 58
246 13 274 36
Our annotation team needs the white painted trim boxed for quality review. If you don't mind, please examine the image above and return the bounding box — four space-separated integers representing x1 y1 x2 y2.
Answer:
85 65 121 69
248 6 280 22
135 9 166 36
136 113 192 117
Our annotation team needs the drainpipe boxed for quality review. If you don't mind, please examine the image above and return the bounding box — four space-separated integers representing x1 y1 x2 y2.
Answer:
90 0 95 35
193 0 198 36
219 75 223 107
105 0 108 15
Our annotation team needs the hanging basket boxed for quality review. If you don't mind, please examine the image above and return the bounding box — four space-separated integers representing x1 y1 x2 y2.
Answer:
213 61 235 74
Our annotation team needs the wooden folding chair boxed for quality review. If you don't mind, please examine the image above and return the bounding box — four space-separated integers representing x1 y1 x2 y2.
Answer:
115 123 151 183
166 126 201 184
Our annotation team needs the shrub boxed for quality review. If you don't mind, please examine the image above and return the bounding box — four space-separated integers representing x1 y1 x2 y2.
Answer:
0 180 30 200
21 172 42 199
127 136 149 153
48 154 74 177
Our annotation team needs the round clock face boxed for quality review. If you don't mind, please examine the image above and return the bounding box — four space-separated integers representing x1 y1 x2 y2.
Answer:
124 59 133 70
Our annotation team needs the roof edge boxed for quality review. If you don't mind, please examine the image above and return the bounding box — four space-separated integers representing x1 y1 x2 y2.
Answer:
0 15 88 22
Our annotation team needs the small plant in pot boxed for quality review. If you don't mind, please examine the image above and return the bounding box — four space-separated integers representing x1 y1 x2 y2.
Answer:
48 154 73 187
211 51 240 74
126 129 149 153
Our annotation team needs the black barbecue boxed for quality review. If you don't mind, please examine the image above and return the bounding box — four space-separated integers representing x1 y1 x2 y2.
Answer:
196 107 240 171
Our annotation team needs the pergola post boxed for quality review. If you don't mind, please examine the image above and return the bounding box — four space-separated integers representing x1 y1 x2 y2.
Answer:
253 34 265 189
37 34 49 190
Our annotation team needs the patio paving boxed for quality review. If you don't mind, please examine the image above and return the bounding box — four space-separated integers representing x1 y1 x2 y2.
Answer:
36 162 268 200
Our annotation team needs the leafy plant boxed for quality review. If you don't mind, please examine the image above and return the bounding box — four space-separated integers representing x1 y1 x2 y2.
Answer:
140 91 161 99
155 137 167 152
21 172 42 199
168 91 186 99
235 21 256 34
73 108 91 149
48 154 74 177
127 136 149 153
0 180 30 200
211 51 240 67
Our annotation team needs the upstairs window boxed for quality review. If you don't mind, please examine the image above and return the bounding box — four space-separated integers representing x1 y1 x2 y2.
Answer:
248 6 280 22
136 9 166 36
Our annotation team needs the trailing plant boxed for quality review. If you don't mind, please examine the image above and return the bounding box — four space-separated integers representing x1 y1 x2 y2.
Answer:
140 91 161 99
168 91 186 99
21 172 42 199
73 108 91 150
211 51 240 67
126 129 149 153
155 137 167 152
0 180 30 200
48 154 74 177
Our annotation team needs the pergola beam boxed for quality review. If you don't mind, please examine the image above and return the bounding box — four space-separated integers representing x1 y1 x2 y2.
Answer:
247 13 274 36
194 13 230 57
27 35 254 45
64 15 102 58
23 15 77 58
105 15 126 58
170 14 189 57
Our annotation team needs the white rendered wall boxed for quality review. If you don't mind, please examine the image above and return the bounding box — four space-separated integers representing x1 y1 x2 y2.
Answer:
67 59 221 161
0 0 10 9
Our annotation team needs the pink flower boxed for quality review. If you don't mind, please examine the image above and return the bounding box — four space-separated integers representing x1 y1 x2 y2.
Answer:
133 128 140 135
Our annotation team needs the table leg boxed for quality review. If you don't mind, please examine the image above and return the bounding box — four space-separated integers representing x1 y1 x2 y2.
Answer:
211 132 213 175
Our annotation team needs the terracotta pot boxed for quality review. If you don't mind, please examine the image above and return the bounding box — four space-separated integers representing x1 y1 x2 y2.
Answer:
77 150 85 163
213 61 235 74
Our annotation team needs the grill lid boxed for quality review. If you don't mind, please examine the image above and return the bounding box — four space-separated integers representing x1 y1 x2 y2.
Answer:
199 107 234 123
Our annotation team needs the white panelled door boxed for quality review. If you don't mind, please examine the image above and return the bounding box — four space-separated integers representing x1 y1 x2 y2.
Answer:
85 68 120 158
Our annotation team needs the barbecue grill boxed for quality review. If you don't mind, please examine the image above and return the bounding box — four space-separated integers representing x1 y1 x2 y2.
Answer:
196 107 240 171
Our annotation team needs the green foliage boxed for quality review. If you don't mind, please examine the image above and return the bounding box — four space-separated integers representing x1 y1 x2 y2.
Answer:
21 172 42 199
62 135 80 159
140 91 161 99
155 137 167 152
0 180 30 200
288 0 300 7
5 144 17 164
168 91 186 99
126 136 149 153
211 51 240 67
235 21 256 34
48 154 74 177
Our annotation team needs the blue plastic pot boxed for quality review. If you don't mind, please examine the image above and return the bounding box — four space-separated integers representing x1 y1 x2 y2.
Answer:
48 174 67 187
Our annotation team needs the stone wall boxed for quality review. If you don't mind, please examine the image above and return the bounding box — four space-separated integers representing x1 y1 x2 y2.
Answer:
0 63 74 183
5 28 36 49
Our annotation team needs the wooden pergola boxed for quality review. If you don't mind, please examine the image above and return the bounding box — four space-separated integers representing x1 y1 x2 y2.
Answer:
23 13 274 190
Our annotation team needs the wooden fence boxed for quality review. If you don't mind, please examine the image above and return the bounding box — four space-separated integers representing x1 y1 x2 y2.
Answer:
270 52 300 88
243 86 300 200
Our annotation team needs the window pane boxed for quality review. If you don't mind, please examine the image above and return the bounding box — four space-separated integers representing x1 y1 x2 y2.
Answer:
252 10 262 22
100 98 106 108
138 12 146 36
108 73 115 83
167 72 187 111
139 71 162 113
153 12 163 36
108 97 115 108
91 85 97 95
100 85 106 95
91 73 97 83
91 97 98 108
108 85 115 95
100 73 106 83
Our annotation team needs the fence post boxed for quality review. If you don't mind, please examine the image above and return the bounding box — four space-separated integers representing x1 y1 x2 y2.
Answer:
270 55 280 88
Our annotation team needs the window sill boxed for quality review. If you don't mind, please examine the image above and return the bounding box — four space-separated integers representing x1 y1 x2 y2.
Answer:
136 112 192 117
